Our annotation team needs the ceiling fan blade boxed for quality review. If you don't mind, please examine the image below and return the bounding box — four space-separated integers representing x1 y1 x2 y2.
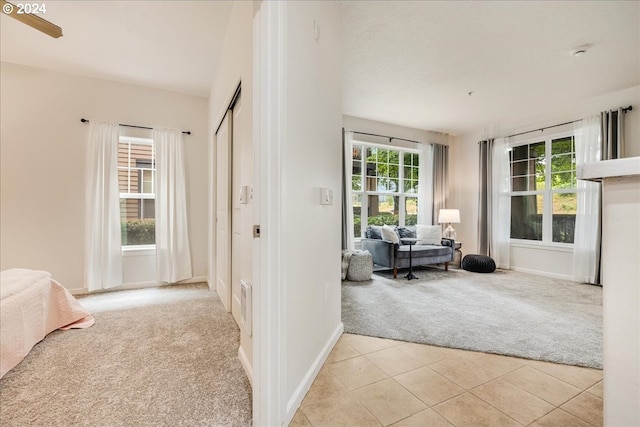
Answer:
2 0 63 38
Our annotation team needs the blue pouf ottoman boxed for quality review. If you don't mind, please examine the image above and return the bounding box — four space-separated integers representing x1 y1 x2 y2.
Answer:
461 254 496 273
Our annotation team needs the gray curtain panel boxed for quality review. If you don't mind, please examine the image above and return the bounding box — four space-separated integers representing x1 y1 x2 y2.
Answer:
341 128 349 250
477 139 494 256
431 144 449 225
590 108 626 283
601 107 625 160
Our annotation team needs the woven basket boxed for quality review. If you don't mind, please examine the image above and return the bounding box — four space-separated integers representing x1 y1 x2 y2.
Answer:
346 250 373 281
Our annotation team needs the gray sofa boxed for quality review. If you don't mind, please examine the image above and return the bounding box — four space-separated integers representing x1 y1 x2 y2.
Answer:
361 226 455 278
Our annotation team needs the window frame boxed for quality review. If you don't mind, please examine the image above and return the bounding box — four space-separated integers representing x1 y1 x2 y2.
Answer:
118 136 156 249
509 131 577 247
351 140 421 241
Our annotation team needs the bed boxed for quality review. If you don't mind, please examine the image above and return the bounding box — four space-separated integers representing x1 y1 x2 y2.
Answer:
1 268 95 378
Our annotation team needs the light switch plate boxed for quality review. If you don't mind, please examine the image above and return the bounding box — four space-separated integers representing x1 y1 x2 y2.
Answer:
321 187 333 205
239 185 252 204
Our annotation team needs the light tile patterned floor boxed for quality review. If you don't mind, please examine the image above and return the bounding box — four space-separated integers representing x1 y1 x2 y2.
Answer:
289 334 603 427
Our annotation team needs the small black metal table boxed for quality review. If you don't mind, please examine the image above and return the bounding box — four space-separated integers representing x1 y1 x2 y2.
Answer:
402 238 419 280
454 241 462 268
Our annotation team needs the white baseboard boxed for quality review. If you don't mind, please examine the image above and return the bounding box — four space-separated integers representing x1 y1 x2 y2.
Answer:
510 266 573 281
70 281 157 296
285 322 344 424
70 276 210 296
176 276 209 285
238 345 253 388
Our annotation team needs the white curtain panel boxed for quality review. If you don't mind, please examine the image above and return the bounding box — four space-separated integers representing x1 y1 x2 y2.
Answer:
490 137 511 269
418 142 434 225
573 116 602 284
85 120 123 291
153 128 192 284
343 131 355 250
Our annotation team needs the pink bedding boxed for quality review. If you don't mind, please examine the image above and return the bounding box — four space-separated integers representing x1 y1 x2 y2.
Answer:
1 268 95 378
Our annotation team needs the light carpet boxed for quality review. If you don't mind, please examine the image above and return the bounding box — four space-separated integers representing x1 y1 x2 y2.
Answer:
342 267 602 368
0 284 252 427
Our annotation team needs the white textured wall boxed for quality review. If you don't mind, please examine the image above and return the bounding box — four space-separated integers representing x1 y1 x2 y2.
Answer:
207 0 255 376
282 0 343 420
0 62 209 291
450 85 640 278
600 175 640 427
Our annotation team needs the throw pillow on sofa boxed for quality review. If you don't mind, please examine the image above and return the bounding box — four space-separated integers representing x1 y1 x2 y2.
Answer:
395 226 416 239
365 225 383 239
416 224 441 245
381 225 400 244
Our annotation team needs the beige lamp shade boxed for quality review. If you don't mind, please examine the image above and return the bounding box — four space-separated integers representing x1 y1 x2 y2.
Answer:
438 209 460 224
438 209 460 240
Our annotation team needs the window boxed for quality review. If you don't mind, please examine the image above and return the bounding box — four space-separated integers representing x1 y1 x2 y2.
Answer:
118 137 155 246
509 134 576 244
351 143 421 239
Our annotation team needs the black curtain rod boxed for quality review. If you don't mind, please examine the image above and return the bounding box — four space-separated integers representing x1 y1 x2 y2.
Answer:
507 105 632 139
351 130 441 146
80 118 191 135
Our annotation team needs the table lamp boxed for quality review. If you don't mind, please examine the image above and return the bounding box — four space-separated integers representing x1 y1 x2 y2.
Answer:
438 209 460 240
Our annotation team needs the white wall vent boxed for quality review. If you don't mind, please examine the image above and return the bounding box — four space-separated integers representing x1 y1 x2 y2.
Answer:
240 280 252 336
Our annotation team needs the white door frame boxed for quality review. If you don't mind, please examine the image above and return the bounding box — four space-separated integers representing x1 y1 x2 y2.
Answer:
254 2 286 425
